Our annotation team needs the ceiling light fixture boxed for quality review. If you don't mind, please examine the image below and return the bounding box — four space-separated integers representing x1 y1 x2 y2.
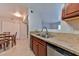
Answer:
13 11 22 17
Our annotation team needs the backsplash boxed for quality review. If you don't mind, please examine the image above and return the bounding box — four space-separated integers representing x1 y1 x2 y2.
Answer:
60 17 79 34
66 17 79 30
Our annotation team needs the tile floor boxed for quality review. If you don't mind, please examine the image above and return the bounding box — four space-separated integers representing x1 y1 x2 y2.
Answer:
0 39 34 56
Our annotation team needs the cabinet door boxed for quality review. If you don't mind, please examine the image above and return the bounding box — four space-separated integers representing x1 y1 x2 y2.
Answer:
38 43 47 56
62 3 79 19
66 3 79 14
33 40 39 56
30 35 47 56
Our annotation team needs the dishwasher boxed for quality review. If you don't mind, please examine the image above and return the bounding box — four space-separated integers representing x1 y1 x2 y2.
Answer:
47 44 77 56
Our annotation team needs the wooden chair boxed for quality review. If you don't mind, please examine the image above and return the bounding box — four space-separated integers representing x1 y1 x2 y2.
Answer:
1 32 17 47
0 39 6 50
0 44 2 49
4 32 17 47
12 32 17 46
3 32 10 35
0 34 6 50
7 32 17 47
4 36 10 47
3 32 10 47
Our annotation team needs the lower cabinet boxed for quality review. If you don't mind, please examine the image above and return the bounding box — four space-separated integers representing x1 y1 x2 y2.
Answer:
30 35 77 56
30 35 47 56
38 43 47 56
33 39 38 56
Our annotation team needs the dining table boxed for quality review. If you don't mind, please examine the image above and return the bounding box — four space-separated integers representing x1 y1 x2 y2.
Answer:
0 34 14 50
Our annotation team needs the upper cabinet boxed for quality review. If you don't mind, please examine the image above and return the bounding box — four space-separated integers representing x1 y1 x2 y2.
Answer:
62 3 79 20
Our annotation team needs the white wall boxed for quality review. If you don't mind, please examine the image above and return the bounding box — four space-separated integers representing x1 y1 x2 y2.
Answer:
1 18 20 39
28 4 65 32
0 3 28 39
0 17 27 39
19 21 27 39
39 3 63 23
2 20 20 39
28 3 79 34
28 8 42 31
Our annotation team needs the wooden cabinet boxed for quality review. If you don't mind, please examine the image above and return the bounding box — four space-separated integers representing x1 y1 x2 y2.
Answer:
62 3 79 19
30 35 33 50
33 40 38 55
38 43 47 56
30 35 47 56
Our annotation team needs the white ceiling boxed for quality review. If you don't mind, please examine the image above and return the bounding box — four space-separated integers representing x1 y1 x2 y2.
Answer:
0 3 28 18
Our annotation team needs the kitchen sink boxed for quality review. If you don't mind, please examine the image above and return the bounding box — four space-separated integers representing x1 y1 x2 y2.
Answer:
36 33 54 38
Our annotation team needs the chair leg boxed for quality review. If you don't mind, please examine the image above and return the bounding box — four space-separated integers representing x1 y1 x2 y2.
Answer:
3 43 6 51
14 39 16 45
11 40 13 47
6 40 10 47
0 44 2 49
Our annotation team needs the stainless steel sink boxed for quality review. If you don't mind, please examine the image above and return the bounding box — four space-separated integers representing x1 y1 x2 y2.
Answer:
36 33 54 38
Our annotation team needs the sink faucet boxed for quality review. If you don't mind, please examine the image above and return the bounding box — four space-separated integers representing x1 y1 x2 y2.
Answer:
41 26 48 37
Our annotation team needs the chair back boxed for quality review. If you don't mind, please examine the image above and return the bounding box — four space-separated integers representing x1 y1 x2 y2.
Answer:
14 32 17 39
12 32 17 40
3 32 10 35
3 32 10 40
12 32 17 45
0 34 6 38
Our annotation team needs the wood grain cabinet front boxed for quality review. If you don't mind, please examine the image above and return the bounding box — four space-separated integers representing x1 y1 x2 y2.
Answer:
62 3 79 20
30 35 47 56
38 43 47 56
33 40 39 56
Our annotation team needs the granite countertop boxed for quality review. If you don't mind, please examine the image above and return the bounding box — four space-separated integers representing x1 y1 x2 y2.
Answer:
30 32 79 55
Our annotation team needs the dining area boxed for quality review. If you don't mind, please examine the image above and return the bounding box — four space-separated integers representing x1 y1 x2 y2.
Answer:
0 32 34 56
0 32 17 52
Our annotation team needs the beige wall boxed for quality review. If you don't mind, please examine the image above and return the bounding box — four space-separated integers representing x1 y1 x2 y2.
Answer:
19 21 27 39
0 17 27 39
2 20 20 39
